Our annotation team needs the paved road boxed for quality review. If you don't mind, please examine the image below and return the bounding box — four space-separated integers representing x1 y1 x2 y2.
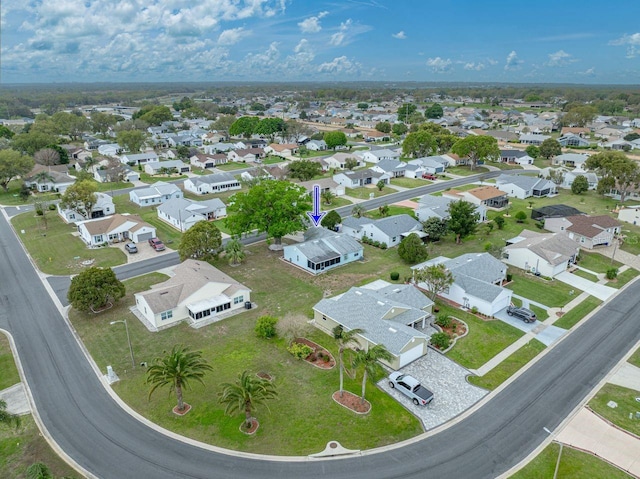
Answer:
3 189 640 478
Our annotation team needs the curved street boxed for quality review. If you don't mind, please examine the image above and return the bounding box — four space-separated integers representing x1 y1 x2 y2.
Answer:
2 169 639 478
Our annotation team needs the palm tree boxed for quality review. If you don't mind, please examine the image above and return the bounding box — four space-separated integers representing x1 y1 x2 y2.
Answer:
32 171 54 191
218 371 278 430
332 325 365 398
0 399 20 429
353 344 393 404
321 190 335 206
378 204 389 217
146 345 213 412
351 204 365 218
25 462 52 479
224 237 246 266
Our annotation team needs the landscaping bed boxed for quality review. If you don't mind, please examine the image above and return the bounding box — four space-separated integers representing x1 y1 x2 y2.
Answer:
292 338 335 369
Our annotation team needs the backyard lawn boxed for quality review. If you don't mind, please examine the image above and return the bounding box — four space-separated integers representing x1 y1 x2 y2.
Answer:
345 186 396 199
588 384 640 437
440 303 525 370
68 259 424 455
445 166 488 176
10 212 126 275
0 181 58 206
506 269 581 307
553 296 602 329
215 161 249 171
139 172 187 183
367 205 416 220
390 177 430 188
469 339 546 390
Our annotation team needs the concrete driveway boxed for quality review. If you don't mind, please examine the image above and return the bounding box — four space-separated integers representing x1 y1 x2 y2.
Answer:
110 241 174 264
493 307 567 346
377 351 487 430
555 271 617 301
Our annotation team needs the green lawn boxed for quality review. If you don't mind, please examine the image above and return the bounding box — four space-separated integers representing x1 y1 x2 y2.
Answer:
215 161 249 171
469 339 546 390
322 196 353 209
0 180 30 206
263 156 286 165
589 384 640 437
486 162 523 170
11 212 127 275
366 205 416 220
628 345 640 369
572 269 599 282
529 304 549 322
390 177 429 188
139 172 188 184
345 186 395 199
553 296 602 329
0 335 20 390
68 260 424 455
445 166 488 176
439 303 525 370
511 442 631 479
506 269 581 307
578 251 622 273
608 268 640 289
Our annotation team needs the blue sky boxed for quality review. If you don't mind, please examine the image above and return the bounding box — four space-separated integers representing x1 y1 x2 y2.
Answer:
1 0 639 84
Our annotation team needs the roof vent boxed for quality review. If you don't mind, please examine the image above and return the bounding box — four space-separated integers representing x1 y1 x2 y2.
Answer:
355 291 362 295
388 327 397 333
377 301 385 306
393 288 400 293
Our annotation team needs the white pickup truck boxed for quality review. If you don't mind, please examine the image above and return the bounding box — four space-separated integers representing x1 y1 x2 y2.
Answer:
388 372 434 406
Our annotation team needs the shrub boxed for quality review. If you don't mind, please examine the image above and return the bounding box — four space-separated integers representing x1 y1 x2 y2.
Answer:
255 315 278 339
506 273 513 282
606 267 618 280
493 216 505 230
471 306 479 314
390 271 400 281
515 211 527 223
435 314 451 329
380 242 387 249
287 342 314 360
48 204 56 211
35 208 44 216
430 332 451 350
483 242 493 252
372 240 380 248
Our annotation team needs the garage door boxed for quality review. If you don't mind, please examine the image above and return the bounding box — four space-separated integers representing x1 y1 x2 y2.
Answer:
136 232 154 242
493 295 511 315
399 343 424 368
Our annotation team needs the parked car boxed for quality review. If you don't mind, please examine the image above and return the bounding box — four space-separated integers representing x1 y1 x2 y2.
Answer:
506 305 536 323
422 173 438 180
148 237 165 251
124 243 138 254
388 372 434 406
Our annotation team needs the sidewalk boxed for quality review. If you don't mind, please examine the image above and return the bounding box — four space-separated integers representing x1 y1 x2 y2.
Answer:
0 383 31 415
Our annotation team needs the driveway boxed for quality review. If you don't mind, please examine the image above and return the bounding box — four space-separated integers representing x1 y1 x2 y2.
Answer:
555 271 617 301
110 241 174 264
493 307 567 346
377 351 487 430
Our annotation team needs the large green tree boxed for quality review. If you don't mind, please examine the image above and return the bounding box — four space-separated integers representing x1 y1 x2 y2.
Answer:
226 180 311 247
67 267 125 312
333 325 365 398
451 135 500 170
375 121 392 133
178 220 222 262
51 111 89 140
392 122 408 136
0 149 34 191
287 159 322 181
397 233 429 263
255 117 286 142
134 105 173 126
422 217 449 242
585 151 640 202
116 130 146 153
397 103 417 122
414 263 454 302
147 345 213 413
402 130 437 158
538 138 562 160
11 131 57 156
353 344 393 405
323 131 347 150
321 210 341 230
229 116 260 139
218 370 278 430
91 111 118 137
425 103 444 119
571 175 589 195
447 200 480 243
59 180 98 220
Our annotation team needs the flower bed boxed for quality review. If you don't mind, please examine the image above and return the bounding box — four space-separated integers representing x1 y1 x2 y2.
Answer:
292 338 336 369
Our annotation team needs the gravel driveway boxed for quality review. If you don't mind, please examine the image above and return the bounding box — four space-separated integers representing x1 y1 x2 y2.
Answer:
378 350 487 430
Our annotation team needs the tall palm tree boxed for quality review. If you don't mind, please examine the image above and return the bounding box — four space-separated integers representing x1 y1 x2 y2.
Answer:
32 171 54 190
146 345 213 412
224 237 246 266
353 344 393 404
332 325 365 398
321 190 334 206
0 399 20 429
351 204 365 218
218 371 278 430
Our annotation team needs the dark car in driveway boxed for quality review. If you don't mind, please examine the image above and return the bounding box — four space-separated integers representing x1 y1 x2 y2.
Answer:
506 305 536 323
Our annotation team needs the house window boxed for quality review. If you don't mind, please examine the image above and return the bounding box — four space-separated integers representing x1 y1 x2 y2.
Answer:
392 237 397 243
580 237 585 243
234 295 244 304
160 310 173 321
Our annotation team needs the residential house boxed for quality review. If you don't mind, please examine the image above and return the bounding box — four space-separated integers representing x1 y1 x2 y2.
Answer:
408 156 446 174
553 153 589 168
495 175 557 199
599 138 634 151
129 181 183 206
618 205 640 225
413 253 512 316
298 178 345 197
97 143 122 156
562 169 598 190
332 169 390 188
203 142 238 154
77 214 157 246
58 192 115 224
443 185 509 209
560 127 590 137
190 153 228 169
519 133 550 145
157 197 226 232
94 165 140 183
24 165 75 193
183 172 241 195
557 133 590 148
306 139 327 151
503 229 579 278
239 167 274 183
227 148 266 163
313 283 434 370
544 215 621 249
362 148 401 164
363 130 391 142
371 159 407 178
264 143 299 158
283 227 363 274
439 153 469 167
324 152 363 170
134 259 251 330
144 160 190 175
499 149 534 166
120 152 159 165
342 214 423 247
415 195 487 223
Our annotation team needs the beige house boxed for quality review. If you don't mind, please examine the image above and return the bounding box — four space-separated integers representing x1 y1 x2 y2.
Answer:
265 143 299 158
443 185 508 209
544 215 621 249
134 260 251 330
77 214 156 246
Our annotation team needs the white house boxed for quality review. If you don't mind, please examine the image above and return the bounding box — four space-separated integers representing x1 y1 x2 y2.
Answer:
120 152 159 165
342 214 424 247
77 214 157 246
190 153 227 169
519 133 550 145
553 153 589 168
24 165 76 193
264 144 299 158
94 165 140 183
283 227 363 274
183 173 241 195
499 149 535 166
618 205 640 225
57 192 115 224
413 253 512 316
332 169 390 188
443 186 509 209
495 174 557 199
227 148 266 163
306 139 327 151
371 159 407 178
129 181 183 206
298 178 345 197
134 259 251 330
544 215 621 249
324 152 364 170
415 195 487 223
97 143 122 156
157 197 227 232
361 148 401 164
144 160 190 175
503 229 579 278
408 156 447 174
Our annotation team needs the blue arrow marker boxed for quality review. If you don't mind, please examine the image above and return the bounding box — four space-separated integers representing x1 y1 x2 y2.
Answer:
306 184 327 227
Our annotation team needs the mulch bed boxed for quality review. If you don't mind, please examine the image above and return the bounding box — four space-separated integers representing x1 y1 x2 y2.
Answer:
240 418 259 435
439 317 467 337
172 403 192 416
293 338 336 369
332 391 371 414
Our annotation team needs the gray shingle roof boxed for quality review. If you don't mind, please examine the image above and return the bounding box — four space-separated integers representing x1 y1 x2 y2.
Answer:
133 181 181 199
496 174 555 191
191 172 237 186
158 197 225 221
505 230 578 266
368 214 422 237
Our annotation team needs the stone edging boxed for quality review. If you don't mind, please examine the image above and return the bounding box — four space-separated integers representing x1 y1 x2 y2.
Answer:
431 316 470 355
294 338 336 370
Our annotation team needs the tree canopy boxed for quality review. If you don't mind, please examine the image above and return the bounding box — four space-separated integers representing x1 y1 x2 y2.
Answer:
538 138 562 160
67 267 125 312
226 180 311 246
375 121 391 133
425 103 444 119
0 149 34 191
255 117 286 142
447 200 480 243
133 105 173 126
397 103 418 122
321 210 341 231
229 116 260 139
397 233 429 263
323 131 347 150
287 159 322 181
178 220 222 262
414 263 454 302
585 151 640 202
451 136 500 170
422 217 449 242
402 130 437 158
116 130 147 153
571 175 589 194
59 180 98 220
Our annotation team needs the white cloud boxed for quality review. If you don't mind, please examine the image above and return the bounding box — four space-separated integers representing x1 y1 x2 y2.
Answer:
546 50 575 67
463 62 485 71
504 50 523 70
426 57 452 73
318 55 361 74
298 11 328 33
609 33 640 58
577 67 596 76
487 58 498 65
392 31 406 40
330 19 352 46
217 27 250 46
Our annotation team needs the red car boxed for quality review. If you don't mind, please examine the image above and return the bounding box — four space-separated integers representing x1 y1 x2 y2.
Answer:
148 237 166 251
422 173 438 180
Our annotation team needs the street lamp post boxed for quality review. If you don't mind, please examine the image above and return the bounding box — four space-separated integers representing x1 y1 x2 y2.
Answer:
110 319 135 369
